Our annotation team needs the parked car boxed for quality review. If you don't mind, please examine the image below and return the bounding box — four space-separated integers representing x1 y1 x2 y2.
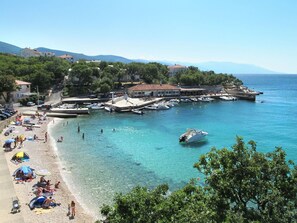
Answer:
0 114 7 120
27 102 36 106
0 110 10 118
36 100 44 105
88 94 97 99
37 104 52 111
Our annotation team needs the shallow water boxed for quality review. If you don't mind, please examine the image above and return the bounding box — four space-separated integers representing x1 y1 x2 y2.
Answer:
50 74 297 217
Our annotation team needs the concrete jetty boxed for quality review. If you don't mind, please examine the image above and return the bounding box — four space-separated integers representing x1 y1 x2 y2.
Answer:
105 96 163 112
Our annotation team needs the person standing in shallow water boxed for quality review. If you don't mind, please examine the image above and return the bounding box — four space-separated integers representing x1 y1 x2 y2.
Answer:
77 125 80 133
82 133 85 140
70 201 76 218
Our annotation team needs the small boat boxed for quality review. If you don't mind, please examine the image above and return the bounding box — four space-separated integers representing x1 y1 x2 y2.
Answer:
89 103 104 109
219 96 237 101
131 109 144 115
197 96 215 102
104 106 113 112
180 98 191 103
179 129 208 143
145 103 169 110
169 99 180 104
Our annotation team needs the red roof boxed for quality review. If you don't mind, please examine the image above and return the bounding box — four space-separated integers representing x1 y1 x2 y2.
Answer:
59 54 73 59
15 80 31 85
168 64 187 69
129 84 180 91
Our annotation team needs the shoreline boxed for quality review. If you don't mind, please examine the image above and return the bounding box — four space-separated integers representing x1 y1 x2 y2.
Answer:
1 114 97 223
48 118 103 220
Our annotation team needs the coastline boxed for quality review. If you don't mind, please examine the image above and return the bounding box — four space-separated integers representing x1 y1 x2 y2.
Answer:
48 118 103 220
1 114 97 223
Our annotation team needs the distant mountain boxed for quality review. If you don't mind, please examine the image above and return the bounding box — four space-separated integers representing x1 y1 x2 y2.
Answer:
132 59 281 74
0 41 22 55
37 47 132 63
193 61 281 75
0 40 282 74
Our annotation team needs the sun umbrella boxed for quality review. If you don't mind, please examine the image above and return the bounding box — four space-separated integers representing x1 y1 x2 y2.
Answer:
5 138 15 144
15 151 25 158
35 169 51 176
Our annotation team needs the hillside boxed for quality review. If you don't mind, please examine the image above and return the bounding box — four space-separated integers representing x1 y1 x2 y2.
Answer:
0 41 282 74
0 41 22 55
37 47 133 63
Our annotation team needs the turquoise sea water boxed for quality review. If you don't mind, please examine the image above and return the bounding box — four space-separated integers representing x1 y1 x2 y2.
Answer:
50 74 297 217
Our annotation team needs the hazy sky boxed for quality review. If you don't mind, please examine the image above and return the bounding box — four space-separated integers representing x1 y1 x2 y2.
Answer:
1 0 296 73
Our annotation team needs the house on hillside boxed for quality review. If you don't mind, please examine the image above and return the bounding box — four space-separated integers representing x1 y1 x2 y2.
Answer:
0 80 33 104
12 80 33 101
128 84 180 97
168 64 187 77
42 51 55 57
58 54 74 63
20 48 42 58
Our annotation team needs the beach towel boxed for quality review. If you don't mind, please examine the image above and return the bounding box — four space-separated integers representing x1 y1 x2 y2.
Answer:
34 208 53 215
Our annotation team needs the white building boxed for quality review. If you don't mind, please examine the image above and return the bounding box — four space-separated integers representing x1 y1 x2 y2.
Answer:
12 80 32 101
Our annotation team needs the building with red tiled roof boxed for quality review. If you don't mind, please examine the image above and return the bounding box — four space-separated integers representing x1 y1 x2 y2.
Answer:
58 54 74 63
168 64 187 77
128 84 180 97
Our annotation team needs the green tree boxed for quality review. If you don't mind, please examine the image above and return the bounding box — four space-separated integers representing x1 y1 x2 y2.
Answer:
101 137 297 223
0 75 16 103
195 137 297 222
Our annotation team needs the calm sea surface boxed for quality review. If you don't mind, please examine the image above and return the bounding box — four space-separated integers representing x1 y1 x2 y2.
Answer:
49 74 297 217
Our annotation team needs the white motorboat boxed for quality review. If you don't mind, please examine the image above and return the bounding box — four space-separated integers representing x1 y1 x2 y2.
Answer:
145 103 170 110
179 129 208 143
197 96 215 102
104 106 114 112
87 103 104 109
169 99 180 104
131 109 144 115
180 98 191 103
219 96 237 101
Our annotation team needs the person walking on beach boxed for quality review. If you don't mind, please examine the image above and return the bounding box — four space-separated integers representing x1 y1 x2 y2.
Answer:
70 201 76 218
44 132 48 142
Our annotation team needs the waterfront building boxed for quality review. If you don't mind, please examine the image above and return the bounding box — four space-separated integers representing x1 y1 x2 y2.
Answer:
180 87 206 96
128 84 180 97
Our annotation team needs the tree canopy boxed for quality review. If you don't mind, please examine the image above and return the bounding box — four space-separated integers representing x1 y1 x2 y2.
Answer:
101 137 297 223
0 53 70 93
0 53 243 98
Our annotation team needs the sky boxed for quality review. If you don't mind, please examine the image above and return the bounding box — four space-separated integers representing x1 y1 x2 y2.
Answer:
1 0 297 73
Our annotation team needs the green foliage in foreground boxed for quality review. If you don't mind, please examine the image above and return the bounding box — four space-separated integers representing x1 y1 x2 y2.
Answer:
100 137 297 223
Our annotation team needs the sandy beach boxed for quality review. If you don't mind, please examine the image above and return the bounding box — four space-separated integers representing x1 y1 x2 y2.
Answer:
0 113 97 223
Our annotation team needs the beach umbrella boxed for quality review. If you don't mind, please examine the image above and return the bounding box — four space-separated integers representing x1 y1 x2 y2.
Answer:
35 169 51 176
5 138 15 144
15 151 25 158
11 152 30 163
